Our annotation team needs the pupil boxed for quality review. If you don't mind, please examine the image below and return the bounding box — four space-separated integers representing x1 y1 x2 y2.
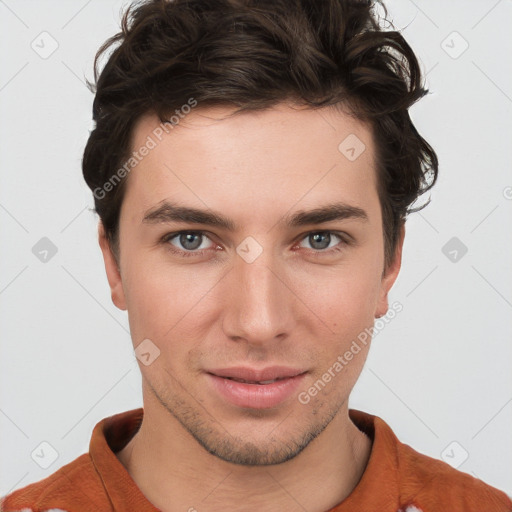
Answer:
311 232 330 250
180 233 202 250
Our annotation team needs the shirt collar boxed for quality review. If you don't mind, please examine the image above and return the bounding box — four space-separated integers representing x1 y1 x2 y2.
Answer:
89 408 159 512
328 409 401 511
89 408 402 512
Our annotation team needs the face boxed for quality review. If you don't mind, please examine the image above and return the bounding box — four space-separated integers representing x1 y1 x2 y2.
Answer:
100 102 402 466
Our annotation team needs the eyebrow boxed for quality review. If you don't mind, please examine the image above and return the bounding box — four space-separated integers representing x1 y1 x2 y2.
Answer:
142 200 368 230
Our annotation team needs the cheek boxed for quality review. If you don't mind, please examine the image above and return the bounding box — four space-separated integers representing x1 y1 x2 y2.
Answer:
122 256 221 346
293 259 382 334
290 261 381 389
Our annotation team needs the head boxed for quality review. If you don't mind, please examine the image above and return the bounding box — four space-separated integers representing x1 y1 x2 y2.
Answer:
83 0 438 465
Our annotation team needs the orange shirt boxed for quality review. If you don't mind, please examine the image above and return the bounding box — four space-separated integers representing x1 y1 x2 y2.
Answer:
2 408 511 512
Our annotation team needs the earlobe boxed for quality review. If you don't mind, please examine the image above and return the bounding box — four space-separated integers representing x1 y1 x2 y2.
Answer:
98 222 127 311
375 224 405 318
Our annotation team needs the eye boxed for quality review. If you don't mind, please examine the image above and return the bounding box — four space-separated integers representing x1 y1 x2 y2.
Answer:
297 231 347 253
163 231 216 256
161 230 351 259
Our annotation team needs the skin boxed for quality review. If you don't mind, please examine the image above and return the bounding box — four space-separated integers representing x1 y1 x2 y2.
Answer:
99 102 404 512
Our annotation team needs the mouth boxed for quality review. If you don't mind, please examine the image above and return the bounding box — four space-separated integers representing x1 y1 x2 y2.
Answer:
205 368 308 409
216 375 293 385
206 365 307 382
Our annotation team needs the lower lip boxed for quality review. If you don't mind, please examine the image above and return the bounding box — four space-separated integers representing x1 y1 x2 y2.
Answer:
206 373 307 409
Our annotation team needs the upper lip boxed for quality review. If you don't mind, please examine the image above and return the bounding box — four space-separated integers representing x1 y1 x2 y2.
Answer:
207 366 307 382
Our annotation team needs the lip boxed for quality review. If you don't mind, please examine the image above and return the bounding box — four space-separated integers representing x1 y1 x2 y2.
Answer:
205 366 307 409
207 366 306 382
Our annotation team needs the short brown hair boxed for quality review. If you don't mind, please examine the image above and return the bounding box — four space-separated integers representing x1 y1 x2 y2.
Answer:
82 0 438 267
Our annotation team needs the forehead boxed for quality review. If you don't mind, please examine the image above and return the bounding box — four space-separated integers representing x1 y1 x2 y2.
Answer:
121 103 378 227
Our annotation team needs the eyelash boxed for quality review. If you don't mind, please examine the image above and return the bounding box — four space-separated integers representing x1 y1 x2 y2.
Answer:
160 230 352 259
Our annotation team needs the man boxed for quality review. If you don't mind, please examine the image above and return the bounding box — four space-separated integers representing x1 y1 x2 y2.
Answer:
2 0 511 511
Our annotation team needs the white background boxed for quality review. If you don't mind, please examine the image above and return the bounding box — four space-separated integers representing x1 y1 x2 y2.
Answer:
1 0 511 499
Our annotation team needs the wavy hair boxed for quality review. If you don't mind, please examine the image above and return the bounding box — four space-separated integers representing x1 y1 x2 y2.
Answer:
82 0 438 267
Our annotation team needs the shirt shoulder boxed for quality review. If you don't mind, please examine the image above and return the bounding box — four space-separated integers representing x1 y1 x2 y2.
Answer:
0 454 111 512
346 410 512 512
394 434 512 511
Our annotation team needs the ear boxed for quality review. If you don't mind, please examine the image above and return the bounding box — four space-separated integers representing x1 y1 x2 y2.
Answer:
375 224 405 318
98 222 127 311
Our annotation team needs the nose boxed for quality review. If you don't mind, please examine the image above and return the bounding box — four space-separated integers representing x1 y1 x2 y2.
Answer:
221 247 295 346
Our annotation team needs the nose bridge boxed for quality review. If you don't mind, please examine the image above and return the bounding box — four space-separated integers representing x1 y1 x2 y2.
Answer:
222 245 292 342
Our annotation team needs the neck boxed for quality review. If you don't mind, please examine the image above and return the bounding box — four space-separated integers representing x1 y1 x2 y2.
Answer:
116 398 372 512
